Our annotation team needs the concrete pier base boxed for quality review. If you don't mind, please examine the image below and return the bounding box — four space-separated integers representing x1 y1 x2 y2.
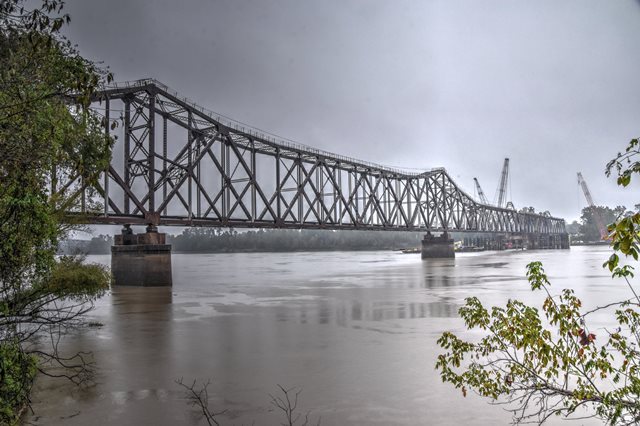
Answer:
421 231 455 259
526 232 570 250
111 225 172 287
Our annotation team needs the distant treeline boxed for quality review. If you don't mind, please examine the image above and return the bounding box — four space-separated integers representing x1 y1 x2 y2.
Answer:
58 228 430 254
58 235 113 255
168 228 424 253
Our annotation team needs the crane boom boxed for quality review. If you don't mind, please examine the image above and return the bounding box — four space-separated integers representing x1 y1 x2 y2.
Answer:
577 172 608 240
494 158 510 208
473 178 489 204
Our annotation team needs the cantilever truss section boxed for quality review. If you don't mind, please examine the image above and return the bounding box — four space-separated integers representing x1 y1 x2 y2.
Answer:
79 79 565 235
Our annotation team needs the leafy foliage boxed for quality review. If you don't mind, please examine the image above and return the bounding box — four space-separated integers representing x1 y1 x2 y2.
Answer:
437 262 640 423
607 138 640 189
0 0 113 419
436 139 640 424
47 256 110 300
0 341 37 424
578 205 627 243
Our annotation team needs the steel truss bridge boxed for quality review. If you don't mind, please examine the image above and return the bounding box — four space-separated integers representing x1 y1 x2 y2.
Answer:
84 79 566 236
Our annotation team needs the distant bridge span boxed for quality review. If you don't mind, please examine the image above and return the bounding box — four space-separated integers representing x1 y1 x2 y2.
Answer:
85 79 566 236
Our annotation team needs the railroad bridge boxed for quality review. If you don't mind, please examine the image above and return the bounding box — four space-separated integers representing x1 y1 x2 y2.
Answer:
81 79 567 285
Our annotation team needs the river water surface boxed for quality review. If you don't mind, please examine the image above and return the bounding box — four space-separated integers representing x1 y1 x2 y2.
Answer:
26 246 625 425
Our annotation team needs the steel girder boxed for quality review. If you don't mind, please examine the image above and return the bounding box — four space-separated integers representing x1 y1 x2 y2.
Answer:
81 79 566 234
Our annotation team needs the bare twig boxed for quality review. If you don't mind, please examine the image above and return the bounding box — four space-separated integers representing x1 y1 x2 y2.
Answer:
175 378 226 426
269 384 320 426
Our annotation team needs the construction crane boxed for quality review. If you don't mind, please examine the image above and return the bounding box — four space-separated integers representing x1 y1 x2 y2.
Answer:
577 172 608 240
473 177 489 204
494 158 510 208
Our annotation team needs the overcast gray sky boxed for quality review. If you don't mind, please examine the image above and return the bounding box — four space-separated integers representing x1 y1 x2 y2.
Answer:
63 0 640 223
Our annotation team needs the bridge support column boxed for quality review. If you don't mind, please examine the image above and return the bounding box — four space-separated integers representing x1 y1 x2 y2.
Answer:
111 225 172 287
421 231 455 259
525 233 570 250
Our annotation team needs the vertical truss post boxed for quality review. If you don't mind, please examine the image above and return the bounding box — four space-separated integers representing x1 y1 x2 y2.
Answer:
221 138 226 221
124 98 131 214
148 90 156 214
187 111 193 220
349 169 355 223
104 97 110 216
383 174 388 224
366 172 372 225
395 178 400 227
407 178 413 227
251 144 256 222
162 116 167 215
441 174 447 227
276 148 281 221
336 165 342 225
371 172 377 225
297 154 303 224
196 135 201 219
223 138 230 221
317 162 323 224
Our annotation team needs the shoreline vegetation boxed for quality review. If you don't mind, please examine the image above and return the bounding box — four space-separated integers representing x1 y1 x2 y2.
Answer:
435 138 640 423
0 1 113 422
59 228 610 256
59 229 426 255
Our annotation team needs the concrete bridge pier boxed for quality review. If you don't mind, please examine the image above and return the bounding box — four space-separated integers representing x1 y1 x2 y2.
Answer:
111 224 173 287
421 231 455 259
525 233 570 250
556 233 570 249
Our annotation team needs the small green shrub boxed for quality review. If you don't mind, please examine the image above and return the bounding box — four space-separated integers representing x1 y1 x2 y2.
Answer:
0 341 37 425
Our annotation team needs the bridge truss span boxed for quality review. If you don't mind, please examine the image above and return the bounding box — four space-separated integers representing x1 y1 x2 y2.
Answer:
85 79 566 235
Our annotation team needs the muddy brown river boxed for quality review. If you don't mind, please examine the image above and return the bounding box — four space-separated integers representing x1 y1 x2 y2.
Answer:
25 246 621 425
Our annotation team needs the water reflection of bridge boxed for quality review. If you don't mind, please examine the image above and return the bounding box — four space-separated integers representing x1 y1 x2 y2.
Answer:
277 300 459 328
